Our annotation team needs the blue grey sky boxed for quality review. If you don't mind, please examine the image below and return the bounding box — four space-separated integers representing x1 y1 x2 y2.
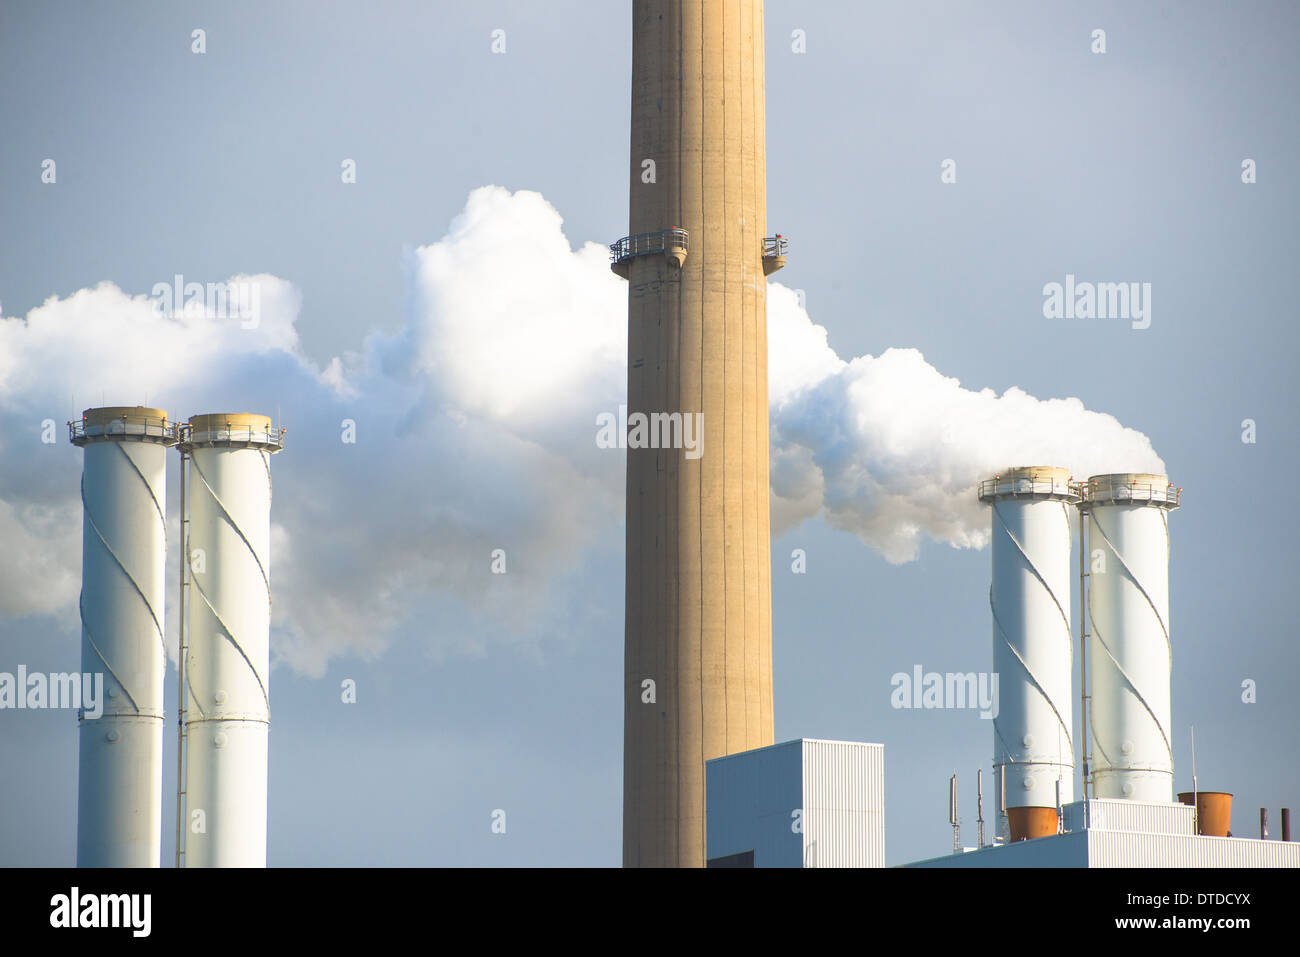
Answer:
1 0 1297 866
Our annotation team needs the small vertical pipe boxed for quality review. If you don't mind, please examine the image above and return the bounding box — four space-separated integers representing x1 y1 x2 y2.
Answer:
999 763 1007 842
1078 502 1089 801
174 445 186 868
1260 807 1269 840
950 774 960 853
1282 808 1291 842
977 769 985 848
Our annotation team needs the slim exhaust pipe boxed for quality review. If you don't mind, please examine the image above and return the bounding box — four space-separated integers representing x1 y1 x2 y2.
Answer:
949 774 961 853
999 764 1008 842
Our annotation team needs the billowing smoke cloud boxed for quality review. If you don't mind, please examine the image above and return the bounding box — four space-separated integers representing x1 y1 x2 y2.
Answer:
764 283 1165 562
0 185 1163 675
0 187 626 677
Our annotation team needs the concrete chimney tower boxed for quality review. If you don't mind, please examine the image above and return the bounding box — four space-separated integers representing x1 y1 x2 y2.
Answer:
615 0 783 867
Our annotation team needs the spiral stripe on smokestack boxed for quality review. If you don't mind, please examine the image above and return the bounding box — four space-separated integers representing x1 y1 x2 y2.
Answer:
70 407 177 867
182 413 282 868
1084 473 1179 803
979 467 1078 840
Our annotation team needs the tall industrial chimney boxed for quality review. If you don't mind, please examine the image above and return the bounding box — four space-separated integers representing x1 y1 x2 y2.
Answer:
617 0 782 867
70 406 178 867
978 467 1077 841
1083 473 1179 803
181 413 283 867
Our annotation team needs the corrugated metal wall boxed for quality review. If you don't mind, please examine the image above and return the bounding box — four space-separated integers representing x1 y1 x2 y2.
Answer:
801 740 885 867
706 740 804 867
706 738 886 867
1088 831 1300 867
905 831 1088 867
1062 799 1195 836
905 829 1300 867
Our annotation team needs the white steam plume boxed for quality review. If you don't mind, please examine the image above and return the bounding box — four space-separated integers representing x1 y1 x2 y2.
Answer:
764 282 1165 562
0 185 1163 674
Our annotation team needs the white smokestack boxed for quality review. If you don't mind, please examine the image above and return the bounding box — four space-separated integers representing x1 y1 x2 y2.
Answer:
980 467 1076 841
71 407 177 867
182 413 283 867
1084 473 1179 803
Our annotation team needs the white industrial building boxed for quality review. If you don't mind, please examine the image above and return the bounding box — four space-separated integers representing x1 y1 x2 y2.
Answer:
906 798 1300 867
706 739 885 867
